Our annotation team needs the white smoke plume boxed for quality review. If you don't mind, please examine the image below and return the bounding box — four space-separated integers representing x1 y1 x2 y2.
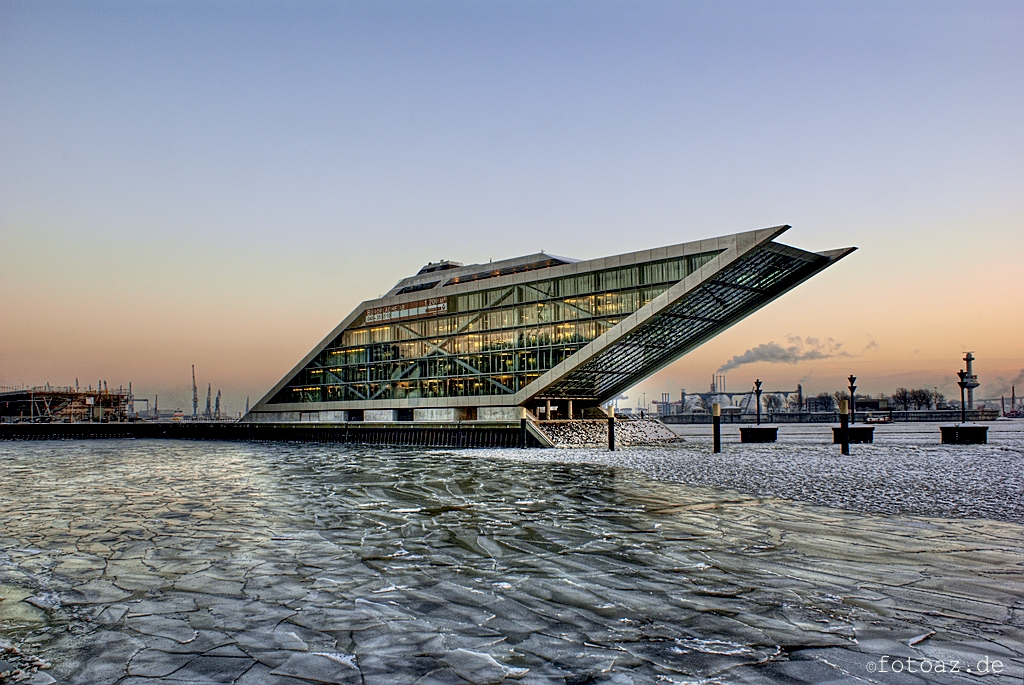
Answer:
717 335 849 373
982 369 1024 398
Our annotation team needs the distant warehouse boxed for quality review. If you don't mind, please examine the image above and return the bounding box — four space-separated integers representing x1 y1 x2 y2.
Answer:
247 226 853 423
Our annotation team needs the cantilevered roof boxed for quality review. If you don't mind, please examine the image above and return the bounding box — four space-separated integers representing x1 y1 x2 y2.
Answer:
528 239 854 403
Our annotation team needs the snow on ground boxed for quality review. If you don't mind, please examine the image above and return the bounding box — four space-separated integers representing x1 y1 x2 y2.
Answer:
493 420 1024 523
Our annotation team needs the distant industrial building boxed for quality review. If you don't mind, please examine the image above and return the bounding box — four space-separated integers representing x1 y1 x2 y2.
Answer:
0 385 131 423
246 226 854 423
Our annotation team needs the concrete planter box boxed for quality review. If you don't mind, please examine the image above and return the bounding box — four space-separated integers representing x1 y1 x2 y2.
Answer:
739 426 778 443
832 426 874 444
832 426 875 444
940 424 988 444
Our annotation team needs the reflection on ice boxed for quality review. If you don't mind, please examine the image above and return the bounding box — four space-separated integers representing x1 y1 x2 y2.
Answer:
0 439 1021 684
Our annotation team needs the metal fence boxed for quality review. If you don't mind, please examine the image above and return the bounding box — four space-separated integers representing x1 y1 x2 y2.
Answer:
661 409 1000 424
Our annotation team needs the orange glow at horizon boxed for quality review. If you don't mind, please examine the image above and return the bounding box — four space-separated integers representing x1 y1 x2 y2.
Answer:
2 218 1022 414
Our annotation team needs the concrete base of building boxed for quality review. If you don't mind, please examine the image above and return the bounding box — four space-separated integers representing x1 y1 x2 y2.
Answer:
251 411 298 422
478 406 528 421
250 410 349 422
250 408 509 423
414 408 476 422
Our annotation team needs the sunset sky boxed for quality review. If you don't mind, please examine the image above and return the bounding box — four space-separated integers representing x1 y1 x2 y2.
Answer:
2 1 1022 414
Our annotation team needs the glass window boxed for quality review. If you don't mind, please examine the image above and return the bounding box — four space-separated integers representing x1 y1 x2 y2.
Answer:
271 249 724 403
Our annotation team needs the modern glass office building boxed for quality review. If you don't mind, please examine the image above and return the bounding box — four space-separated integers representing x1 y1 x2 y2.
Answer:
247 226 853 422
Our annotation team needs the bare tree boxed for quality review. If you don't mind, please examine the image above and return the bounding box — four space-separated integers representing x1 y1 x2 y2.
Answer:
892 388 913 411
911 388 934 410
816 392 836 412
833 390 850 407
765 394 783 418
933 391 946 408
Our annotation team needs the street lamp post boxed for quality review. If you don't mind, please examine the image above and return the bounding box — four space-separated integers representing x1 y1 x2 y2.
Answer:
847 375 857 425
957 370 968 424
754 379 762 425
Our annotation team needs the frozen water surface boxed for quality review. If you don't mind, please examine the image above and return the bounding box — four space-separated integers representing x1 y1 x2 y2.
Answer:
0 432 1022 684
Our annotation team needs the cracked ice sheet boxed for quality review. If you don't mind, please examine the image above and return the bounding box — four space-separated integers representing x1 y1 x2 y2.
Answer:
0 438 1021 684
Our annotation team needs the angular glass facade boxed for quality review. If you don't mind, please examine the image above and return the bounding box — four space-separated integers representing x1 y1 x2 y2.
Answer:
251 227 855 421
271 251 722 404
540 243 835 401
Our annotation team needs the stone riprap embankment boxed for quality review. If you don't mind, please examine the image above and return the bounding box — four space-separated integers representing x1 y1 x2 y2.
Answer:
538 419 681 447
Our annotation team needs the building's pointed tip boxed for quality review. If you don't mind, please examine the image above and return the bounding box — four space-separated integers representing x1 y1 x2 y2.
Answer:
816 246 858 261
732 224 792 255
734 224 790 235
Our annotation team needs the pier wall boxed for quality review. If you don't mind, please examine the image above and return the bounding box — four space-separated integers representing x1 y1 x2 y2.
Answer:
0 421 543 448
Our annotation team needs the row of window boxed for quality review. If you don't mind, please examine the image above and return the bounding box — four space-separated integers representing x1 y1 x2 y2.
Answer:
343 287 667 346
335 318 620 360
272 250 721 404
446 251 719 313
297 346 584 388
287 373 548 403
